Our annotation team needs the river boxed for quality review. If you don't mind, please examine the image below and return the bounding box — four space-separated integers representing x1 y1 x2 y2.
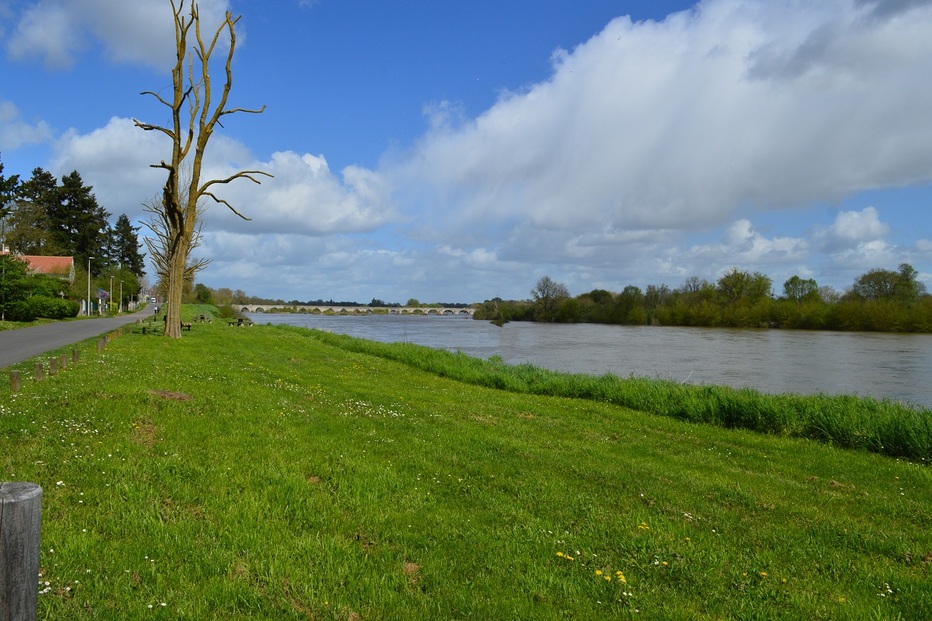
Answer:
247 313 932 409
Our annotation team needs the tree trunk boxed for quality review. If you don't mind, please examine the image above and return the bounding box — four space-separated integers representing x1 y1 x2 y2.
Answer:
163 240 187 338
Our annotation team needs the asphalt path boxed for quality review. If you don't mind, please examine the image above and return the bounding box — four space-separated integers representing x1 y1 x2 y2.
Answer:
0 307 154 368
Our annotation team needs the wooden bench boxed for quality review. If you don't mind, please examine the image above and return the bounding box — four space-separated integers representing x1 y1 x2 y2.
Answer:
181 322 192 331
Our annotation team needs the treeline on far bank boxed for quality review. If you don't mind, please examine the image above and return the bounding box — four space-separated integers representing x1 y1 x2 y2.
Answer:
474 263 932 333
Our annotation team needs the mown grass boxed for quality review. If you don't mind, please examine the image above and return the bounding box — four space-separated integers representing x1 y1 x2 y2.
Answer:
1 307 930 619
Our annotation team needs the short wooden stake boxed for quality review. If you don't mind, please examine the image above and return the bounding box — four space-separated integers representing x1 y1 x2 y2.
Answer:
97 338 105 352
48 358 58 376
34 363 44 383
9 371 21 393
72 349 79 365
59 354 67 370
0 482 42 621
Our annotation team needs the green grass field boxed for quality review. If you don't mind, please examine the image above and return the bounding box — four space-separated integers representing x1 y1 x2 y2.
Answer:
1 306 930 619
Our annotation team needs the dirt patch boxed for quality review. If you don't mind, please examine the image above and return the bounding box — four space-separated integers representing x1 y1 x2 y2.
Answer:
132 421 158 448
149 390 192 401
404 561 421 586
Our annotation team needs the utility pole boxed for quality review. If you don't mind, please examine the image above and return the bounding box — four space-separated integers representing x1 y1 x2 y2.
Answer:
1 219 6 321
87 256 94 316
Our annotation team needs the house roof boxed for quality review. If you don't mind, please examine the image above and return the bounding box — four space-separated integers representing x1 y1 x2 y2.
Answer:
22 255 75 278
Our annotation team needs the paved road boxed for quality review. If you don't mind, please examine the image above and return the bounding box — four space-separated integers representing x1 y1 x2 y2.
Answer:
0 307 154 368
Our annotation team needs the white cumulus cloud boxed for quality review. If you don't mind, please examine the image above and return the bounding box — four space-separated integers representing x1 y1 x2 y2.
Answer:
390 0 932 241
5 0 234 69
0 100 53 148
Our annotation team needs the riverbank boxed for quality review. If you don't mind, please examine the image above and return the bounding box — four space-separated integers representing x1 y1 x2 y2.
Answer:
2 306 930 619
251 311 932 410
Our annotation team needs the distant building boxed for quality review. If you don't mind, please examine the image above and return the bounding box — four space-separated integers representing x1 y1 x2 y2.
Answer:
1 249 76 284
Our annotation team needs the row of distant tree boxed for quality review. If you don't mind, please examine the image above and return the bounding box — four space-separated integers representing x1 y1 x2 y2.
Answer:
1 155 148 320
474 265 931 333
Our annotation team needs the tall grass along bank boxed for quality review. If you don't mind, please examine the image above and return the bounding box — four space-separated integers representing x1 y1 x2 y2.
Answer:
1 310 930 619
302 326 932 464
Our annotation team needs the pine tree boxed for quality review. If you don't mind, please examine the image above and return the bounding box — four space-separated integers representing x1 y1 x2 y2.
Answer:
111 214 146 277
50 170 111 274
0 154 20 220
10 168 62 255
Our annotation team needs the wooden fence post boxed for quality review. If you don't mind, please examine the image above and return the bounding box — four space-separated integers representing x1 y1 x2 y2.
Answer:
9 372 21 394
72 350 79 365
0 482 42 621
48 358 57 377
33 364 43 383
59 355 67 371
96 339 105 352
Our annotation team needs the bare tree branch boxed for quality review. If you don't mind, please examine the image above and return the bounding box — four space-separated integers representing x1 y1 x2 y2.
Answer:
135 0 270 337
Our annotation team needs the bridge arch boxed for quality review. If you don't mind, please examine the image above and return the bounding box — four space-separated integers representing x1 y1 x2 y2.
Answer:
239 304 475 316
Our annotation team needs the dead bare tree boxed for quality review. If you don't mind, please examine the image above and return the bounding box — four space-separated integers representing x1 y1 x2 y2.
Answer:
142 191 209 299
134 1 271 337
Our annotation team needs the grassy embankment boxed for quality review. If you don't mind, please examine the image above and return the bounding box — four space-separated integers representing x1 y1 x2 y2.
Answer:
1 305 930 619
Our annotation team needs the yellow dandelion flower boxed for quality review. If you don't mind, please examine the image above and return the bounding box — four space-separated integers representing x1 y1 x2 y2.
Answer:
556 551 564 557
604 575 612 581
617 572 627 584
759 572 768 577
595 570 602 576
637 522 650 530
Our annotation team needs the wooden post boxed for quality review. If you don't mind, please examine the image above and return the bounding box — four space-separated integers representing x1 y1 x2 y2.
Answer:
48 358 57 377
9 372 20 394
96 339 105 352
0 482 42 621
59 355 67 371
33 364 43 383
72 350 79 365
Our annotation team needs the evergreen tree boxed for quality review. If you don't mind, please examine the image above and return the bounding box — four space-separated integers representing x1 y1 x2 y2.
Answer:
10 168 62 255
0 154 20 220
50 170 111 274
111 214 146 277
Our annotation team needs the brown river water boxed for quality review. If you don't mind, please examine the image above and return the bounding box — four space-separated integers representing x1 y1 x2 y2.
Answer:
249 313 932 409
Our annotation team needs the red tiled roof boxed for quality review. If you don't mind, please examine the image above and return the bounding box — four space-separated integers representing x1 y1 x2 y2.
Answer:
22 255 75 278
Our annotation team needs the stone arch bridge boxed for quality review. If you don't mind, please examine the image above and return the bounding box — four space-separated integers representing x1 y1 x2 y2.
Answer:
240 305 475 316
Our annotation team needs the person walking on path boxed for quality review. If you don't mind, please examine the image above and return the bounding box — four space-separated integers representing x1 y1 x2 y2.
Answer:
0 307 152 368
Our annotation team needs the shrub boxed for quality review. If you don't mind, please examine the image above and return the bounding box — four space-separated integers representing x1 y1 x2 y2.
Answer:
7 296 80 321
216 303 238 319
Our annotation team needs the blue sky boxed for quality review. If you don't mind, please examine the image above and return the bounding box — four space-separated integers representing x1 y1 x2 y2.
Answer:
1 0 930 303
